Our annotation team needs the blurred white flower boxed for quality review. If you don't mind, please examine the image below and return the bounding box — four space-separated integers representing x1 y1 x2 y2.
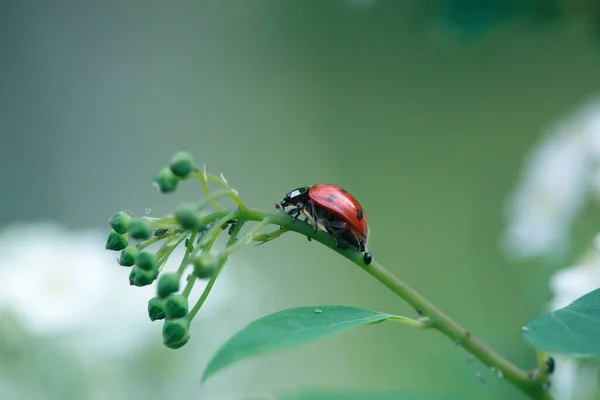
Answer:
0 221 156 356
502 96 600 260
0 221 244 358
547 234 600 400
0 220 274 400
552 355 599 400
502 95 600 399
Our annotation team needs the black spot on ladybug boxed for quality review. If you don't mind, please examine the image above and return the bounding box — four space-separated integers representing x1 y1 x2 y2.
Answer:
327 194 335 202
356 209 363 220
341 188 348 193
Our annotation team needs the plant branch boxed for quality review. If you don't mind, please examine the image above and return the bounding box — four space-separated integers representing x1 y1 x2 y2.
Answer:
187 208 554 400
363 261 553 400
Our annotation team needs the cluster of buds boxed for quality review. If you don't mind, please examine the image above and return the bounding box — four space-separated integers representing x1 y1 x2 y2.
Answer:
104 151 265 349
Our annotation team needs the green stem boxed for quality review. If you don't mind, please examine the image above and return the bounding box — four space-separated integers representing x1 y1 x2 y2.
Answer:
144 202 552 399
194 168 222 211
363 261 553 400
192 209 554 400
156 232 189 272
187 256 226 320
177 229 198 276
204 171 248 211
188 219 247 320
137 231 178 250
388 315 431 329
221 218 272 257
182 273 195 298
197 211 238 252
190 168 247 211
197 189 241 211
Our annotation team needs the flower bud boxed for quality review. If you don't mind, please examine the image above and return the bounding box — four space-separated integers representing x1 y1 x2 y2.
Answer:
154 167 179 193
135 251 158 271
129 266 155 287
165 294 188 319
169 151 196 178
106 230 128 251
157 272 180 298
109 211 132 234
128 218 153 240
119 247 139 267
148 296 167 321
174 203 200 230
192 252 222 279
163 318 190 349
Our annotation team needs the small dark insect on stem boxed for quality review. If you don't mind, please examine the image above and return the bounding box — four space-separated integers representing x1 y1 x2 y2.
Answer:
154 228 170 236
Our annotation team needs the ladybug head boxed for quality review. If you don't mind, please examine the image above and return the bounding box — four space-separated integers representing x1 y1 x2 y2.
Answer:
279 186 309 208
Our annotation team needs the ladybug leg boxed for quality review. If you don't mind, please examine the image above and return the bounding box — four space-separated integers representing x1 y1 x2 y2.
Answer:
306 200 320 233
323 220 348 231
296 202 308 221
333 236 350 249
331 226 365 253
320 220 351 249
287 203 305 221
324 221 365 252
289 203 311 225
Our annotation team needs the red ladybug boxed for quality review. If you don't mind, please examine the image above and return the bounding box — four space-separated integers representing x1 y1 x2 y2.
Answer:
276 184 372 264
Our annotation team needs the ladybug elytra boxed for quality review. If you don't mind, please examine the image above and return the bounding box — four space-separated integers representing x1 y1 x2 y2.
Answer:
276 184 372 264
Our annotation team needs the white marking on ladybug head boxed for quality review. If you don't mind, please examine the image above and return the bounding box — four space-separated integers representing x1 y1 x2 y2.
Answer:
288 187 308 199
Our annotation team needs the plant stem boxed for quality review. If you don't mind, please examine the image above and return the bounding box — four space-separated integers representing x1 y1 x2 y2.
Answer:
162 207 553 399
188 219 247 320
363 261 554 400
137 231 178 250
388 315 431 329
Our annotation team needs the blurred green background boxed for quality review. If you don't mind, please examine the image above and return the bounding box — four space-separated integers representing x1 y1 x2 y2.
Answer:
2 1 600 399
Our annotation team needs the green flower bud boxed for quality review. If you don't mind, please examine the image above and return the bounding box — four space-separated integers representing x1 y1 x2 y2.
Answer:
163 318 190 349
169 151 196 178
119 247 139 267
135 251 158 271
174 203 200 230
157 272 180 298
109 211 132 234
148 296 167 321
154 167 179 193
128 218 153 240
129 266 155 287
192 252 222 279
106 230 128 251
165 294 188 319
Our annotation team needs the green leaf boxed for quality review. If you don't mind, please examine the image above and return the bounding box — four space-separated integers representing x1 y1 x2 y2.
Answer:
522 288 600 355
202 305 395 382
272 390 461 400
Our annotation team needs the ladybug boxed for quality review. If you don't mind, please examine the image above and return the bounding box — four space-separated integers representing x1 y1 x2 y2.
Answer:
276 184 372 264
